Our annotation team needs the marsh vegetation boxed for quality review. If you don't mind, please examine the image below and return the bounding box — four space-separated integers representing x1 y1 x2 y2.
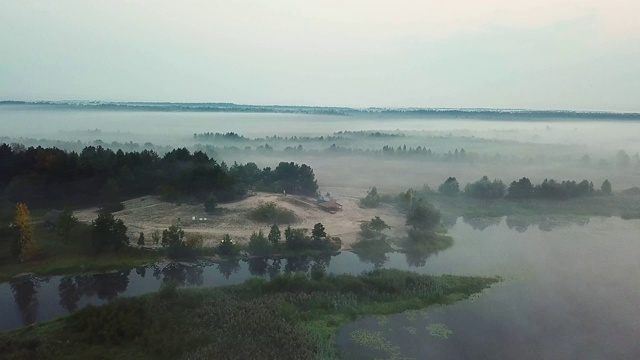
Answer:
0 269 498 360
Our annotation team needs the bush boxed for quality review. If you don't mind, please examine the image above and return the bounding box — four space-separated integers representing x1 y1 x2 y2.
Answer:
69 299 148 345
359 216 390 240
284 226 309 251
137 232 145 246
185 233 204 249
406 201 441 231
248 202 298 224
360 187 381 208
162 225 185 248
438 177 460 196
247 230 271 256
91 212 129 253
203 194 218 214
217 234 238 257
464 176 506 199
151 230 161 246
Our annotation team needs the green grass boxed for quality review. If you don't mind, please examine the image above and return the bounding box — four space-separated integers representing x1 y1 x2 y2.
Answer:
0 249 160 282
0 269 500 360
0 223 161 282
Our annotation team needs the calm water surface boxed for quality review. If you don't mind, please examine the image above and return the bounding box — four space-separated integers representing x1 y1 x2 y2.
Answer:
1 216 639 359
337 216 640 359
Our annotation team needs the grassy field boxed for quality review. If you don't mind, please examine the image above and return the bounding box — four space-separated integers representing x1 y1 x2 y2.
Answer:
0 269 500 359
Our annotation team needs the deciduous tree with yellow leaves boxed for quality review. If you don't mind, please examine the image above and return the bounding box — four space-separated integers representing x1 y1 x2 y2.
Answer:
13 203 34 261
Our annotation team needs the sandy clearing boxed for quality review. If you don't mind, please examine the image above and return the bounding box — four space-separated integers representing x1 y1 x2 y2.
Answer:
74 191 407 249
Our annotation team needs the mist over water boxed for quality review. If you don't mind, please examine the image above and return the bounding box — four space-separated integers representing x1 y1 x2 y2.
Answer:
336 217 640 359
1 105 640 358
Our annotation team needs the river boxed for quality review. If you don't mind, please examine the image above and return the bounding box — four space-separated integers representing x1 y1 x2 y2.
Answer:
1 216 639 359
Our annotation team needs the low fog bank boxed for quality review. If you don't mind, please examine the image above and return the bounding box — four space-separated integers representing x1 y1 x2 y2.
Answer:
2 107 640 152
218 152 639 194
2 108 639 193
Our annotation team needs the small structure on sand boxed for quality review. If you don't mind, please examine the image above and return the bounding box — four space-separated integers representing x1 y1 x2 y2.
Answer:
318 200 342 214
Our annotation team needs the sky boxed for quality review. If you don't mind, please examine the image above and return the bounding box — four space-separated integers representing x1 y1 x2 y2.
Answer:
1 0 639 111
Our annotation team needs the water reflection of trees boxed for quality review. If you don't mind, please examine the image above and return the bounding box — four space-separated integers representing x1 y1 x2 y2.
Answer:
505 215 589 232
460 215 591 232
218 260 241 280
462 216 502 231
10 275 42 326
158 263 204 286
248 257 269 276
56 270 131 314
285 256 311 273
145 263 204 285
283 255 332 274
399 232 454 268
58 277 82 312
441 214 459 229
351 238 393 269
248 255 332 278
267 259 282 279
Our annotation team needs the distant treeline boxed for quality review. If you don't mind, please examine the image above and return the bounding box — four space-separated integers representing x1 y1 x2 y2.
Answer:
4 136 639 169
434 176 612 200
192 131 404 143
4 101 640 120
0 144 318 209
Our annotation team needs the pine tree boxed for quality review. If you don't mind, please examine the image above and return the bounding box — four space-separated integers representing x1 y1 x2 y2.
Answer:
137 232 145 246
13 203 34 261
268 224 281 246
601 179 612 195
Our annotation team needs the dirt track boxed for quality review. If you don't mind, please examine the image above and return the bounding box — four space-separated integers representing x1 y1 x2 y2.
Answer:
74 191 407 249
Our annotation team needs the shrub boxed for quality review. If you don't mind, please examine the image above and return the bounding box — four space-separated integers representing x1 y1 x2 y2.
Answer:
284 226 309 251
464 176 506 199
359 216 390 240
360 187 381 208
406 201 441 231
248 202 298 224
438 177 460 196
69 299 148 346
151 230 161 246
247 230 271 256
268 224 281 246
203 194 218 214
91 212 129 253
185 232 204 249
217 234 238 256
137 232 145 246
162 225 185 248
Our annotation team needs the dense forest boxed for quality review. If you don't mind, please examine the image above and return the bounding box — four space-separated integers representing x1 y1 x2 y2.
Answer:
0 144 319 211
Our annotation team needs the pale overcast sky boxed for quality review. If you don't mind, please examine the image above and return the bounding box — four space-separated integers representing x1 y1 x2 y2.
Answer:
1 0 639 111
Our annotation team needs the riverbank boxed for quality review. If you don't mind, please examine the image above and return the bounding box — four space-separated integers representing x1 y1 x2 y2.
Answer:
0 269 499 359
0 247 160 283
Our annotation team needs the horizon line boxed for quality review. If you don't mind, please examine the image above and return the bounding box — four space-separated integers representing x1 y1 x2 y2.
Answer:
1 99 640 116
